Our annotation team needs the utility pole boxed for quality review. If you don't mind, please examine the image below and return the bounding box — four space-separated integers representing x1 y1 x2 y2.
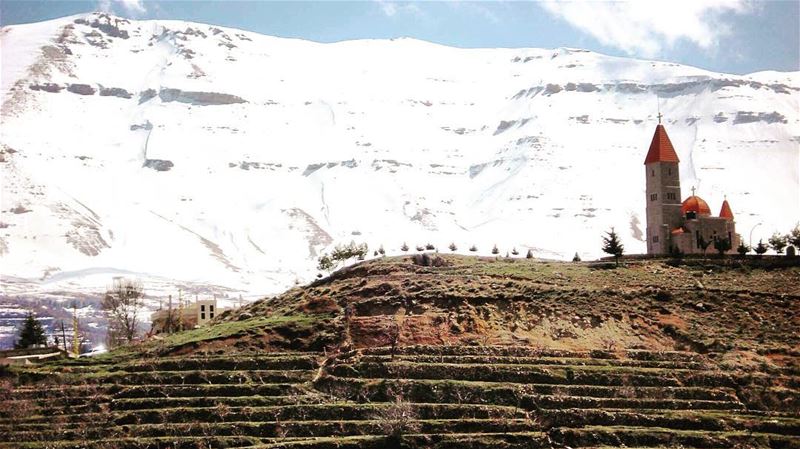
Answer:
72 304 80 356
60 321 68 353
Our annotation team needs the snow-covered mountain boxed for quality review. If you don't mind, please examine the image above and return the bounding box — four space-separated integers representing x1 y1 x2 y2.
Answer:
1 13 798 344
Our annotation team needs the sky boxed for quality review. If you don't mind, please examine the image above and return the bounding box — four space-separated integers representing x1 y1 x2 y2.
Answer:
1 0 798 75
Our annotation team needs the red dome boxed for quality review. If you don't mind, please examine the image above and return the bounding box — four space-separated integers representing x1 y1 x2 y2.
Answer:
681 196 711 216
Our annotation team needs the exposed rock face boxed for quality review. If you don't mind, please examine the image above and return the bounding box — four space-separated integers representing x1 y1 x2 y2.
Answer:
29 83 63 93
143 159 174 171
99 86 132 98
74 14 130 39
138 88 157 104
158 88 246 105
67 83 96 95
733 111 787 125
130 121 153 131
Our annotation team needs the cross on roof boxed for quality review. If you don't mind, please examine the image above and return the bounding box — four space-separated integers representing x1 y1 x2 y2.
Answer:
691 186 696 196
657 112 663 124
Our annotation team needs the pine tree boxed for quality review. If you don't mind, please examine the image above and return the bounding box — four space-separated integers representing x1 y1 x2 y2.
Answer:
768 232 788 254
317 254 334 272
449 242 457 252
15 312 47 349
736 242 750 256
491 245 499 255
400 242 409 252
788 224 800 249
754 239 768 257
572 252 581 262
526 249 533 259
713 237 731 256
511 247 519 256
378 245 386 256
469 245 478 252
602 227 624 266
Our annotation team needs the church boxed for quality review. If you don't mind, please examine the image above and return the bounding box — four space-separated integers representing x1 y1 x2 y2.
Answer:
644 118 741 255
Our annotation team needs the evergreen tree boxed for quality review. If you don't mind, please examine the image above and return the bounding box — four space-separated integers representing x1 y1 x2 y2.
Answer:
736 242 750 256
449 242 457 252
526 249 533 259
788 224 800 249
572 252 581 262
491 245 499 255
400 242 409 252
768 232 788 254
754 239 768 257
378 245 386 256
511 247 519 256
713 237 731 256
602 227 624 266
469 245 478 252
317 254 334 272
15 312 47 349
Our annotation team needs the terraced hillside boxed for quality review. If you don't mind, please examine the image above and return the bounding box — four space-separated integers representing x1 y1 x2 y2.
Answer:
2 255 799 448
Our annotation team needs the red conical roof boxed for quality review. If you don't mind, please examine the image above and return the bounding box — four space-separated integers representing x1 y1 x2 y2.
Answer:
644 124 680 165
681 196 711 216
719 199 734 220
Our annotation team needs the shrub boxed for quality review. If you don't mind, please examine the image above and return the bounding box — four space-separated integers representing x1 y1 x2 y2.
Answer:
410 254 448 267
425 243 435 250
415 245 425 252
374 395 420 441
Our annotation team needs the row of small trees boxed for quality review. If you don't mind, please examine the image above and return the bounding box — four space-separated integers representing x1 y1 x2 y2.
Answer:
318 241 541 272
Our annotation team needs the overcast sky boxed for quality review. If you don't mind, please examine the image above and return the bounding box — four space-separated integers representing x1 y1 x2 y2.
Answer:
2 0 798 75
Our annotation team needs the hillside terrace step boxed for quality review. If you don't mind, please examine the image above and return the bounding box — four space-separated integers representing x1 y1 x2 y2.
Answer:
541 409 800 436
0 436 259 449
112 383 310 398
88 369 314 385
358 346 706 363
548 425 800 448
315 377 739 402
357 354 709 370
525 395 742 411
109 402 526 426
5 418 542 441
118 355 319 372
329 361 764 387
250 432 551 449
3 403 526 428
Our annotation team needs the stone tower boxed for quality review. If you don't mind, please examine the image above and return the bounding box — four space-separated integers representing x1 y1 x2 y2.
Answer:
644 119 683 254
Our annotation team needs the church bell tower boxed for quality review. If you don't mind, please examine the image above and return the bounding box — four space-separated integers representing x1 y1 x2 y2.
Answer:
644 115 683 254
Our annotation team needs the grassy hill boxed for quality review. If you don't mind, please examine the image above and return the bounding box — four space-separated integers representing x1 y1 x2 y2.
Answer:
1 255 799 448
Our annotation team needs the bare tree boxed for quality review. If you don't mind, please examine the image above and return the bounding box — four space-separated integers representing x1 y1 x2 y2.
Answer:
102 278 144 348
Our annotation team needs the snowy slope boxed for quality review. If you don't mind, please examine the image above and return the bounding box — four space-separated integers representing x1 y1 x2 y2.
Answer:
1 13 798 343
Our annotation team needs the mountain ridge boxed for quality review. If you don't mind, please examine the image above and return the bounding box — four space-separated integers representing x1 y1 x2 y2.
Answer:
0 12 797 346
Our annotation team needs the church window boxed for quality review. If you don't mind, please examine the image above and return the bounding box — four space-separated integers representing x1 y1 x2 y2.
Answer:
651 169 654 177
666 193 676 200
668 168 672 175
201 313 206 320
652 235 659 243
650 193 657 201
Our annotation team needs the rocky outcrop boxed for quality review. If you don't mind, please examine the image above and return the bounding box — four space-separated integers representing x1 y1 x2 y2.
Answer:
99 86 132 98
67 84 96 95
158 88 246 105
29 83 63 93
143 159 174 171
74 14 130 39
